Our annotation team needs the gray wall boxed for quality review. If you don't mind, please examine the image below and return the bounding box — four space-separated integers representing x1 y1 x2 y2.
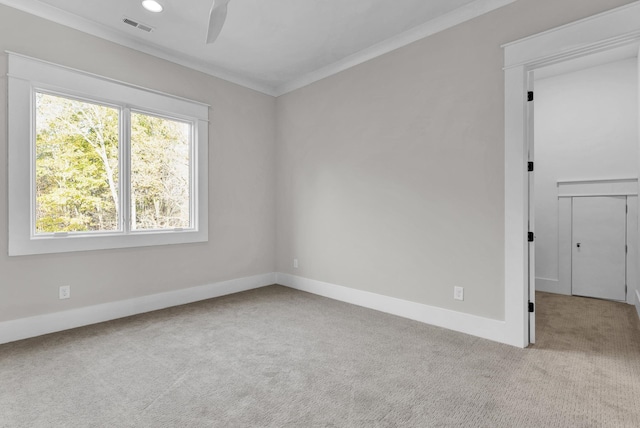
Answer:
275 0 634 321
0 5 277 322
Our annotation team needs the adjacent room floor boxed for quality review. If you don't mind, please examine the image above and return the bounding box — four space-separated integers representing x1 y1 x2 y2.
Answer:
1 286 639 427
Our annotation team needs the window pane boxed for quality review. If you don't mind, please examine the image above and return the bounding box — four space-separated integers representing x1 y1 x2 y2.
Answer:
131 112 191 230
35 93 120 234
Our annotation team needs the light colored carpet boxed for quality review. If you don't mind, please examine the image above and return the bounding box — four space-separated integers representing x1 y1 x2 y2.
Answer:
1 286 639 427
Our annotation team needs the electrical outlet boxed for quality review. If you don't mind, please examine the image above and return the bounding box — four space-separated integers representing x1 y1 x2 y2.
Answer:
454 286 464 301
59 285 71 300
293 258 299 269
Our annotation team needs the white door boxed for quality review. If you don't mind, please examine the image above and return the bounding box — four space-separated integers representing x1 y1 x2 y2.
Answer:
572 196 627 301
527 79 535 344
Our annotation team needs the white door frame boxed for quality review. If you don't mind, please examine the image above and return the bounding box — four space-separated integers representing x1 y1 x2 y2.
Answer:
502 2 640 347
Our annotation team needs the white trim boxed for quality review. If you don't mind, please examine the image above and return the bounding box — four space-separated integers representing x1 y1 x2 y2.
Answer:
7 53 209 119
504 2 640 347
0 0 516 97
276 273 512 346
502 2 640 69
0 273 276 345
275 0 518 96
557 177 638 185
635 289 640 319
504 65 529 348
1 272 522 347
557 178 638 197
5 51 211 111
559 194 638 198
627 196 638 306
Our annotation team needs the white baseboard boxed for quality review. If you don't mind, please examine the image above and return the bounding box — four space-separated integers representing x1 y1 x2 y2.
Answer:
535 277 568 295
276 273 510 346
1 272 518 347
636 290 640 320
0 273 276 345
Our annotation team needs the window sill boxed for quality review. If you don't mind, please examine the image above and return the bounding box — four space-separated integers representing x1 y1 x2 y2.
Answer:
9 228 208 256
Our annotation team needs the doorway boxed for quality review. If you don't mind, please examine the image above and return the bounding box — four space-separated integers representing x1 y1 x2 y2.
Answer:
503 1 640 347
532 52 639 309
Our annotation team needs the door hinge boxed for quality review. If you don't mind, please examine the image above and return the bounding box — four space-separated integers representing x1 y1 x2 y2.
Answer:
528 302 535 313
528 91 534 102
528 161 534 172
528 232 534 242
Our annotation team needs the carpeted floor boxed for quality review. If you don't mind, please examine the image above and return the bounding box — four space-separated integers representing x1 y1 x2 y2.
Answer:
1 286 639 427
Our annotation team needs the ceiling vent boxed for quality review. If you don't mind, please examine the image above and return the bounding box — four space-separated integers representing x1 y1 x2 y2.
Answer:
122 17 154 33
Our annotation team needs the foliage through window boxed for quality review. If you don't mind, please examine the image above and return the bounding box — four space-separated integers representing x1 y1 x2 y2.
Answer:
34 93 193 234
130 112 191 230
35 93 121 233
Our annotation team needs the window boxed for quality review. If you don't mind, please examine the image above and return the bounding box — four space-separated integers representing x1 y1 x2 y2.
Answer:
35 93 122 234
129 111 192 231
8 53 209 255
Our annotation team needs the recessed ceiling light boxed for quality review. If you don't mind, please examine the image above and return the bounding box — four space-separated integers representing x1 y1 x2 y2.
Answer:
142 0 163 13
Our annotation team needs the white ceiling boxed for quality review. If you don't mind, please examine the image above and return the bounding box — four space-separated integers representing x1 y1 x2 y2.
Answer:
1 0 516 95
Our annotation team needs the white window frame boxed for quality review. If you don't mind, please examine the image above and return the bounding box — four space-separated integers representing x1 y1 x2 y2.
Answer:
7 52 209 256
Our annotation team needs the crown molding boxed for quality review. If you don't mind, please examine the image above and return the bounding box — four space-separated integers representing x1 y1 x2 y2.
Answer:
0 0 517 98
0 0 279 96
274 0 518 96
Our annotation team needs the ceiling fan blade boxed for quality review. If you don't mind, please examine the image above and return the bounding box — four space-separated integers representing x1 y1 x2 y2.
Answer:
206 0 231 44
